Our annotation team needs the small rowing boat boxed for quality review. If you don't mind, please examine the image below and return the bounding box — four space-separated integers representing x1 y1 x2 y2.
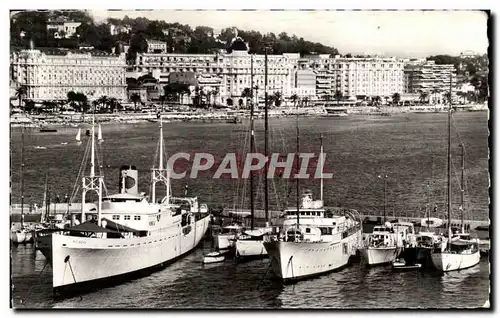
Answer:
203 251 225 264
392 259 422 271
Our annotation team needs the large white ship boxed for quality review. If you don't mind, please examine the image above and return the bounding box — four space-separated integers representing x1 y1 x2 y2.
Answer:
44 117 210 294
263 190 362 281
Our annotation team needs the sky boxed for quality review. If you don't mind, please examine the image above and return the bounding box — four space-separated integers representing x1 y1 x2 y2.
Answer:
88 10 489 58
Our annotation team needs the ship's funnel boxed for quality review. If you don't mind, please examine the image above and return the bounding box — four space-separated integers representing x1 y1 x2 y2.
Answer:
119 165 138 195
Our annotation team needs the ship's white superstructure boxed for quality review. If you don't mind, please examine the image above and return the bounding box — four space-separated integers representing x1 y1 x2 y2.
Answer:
263 191 362 281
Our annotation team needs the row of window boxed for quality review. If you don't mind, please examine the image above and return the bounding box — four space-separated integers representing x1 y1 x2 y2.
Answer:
112 215 141 221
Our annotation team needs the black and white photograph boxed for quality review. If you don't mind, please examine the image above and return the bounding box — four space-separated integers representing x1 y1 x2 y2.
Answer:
8 6 491 309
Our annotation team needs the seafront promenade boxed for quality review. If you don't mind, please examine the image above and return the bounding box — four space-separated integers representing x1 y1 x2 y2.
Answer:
10 103 488 128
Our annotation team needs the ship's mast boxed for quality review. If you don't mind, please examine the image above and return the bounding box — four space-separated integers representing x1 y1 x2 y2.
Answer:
264 46 269 225
446 72 453 247
296 96 300 227
460 144 465 233
250 54 255 230
151 117 170 205
81 112 104 226
20 125 25 228
320 134 323 203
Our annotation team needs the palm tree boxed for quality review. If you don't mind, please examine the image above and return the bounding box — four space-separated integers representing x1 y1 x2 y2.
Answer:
213 86 220 107
159 95 166 112
373 96 382 107
303 96 309 108
444 92 452 104
392 92 401 106
334 90 343 106
241 87 252 109
107 97 119 112
431 88 441 104
419 91 429 105
15 85 27 110
272 91 283 107
130 93 141 111
97 95 108 113
290 93 299 108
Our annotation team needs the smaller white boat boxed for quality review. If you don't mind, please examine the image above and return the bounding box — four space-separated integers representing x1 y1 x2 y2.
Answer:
359 224 401 266
203 251 225 264
10 229 26 244
420 217 443 228
34 146 46 149
23 228 34 243
60 142 68 145
76 128 82 146
392 259 422 271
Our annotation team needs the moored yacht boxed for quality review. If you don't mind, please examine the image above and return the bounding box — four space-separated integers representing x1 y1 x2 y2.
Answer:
213 224 244 250
235 227 272 259
263 191 362 281
10 228 26 245
47 117 210 293
430 81 480 272
401 231 443 267
359 224 401 266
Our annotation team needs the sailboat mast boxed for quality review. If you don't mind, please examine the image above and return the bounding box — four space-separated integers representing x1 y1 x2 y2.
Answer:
447 72 453 245
250 54 255 230
42 173 48 223
296 100 300 227
90 114 96 178
460 144 465 232
383 175 387 223
20 125 25 228
264 47 269 224
159 118 164 170
320 135 324 202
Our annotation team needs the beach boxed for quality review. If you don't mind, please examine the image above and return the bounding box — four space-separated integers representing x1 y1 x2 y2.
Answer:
9 103 488 128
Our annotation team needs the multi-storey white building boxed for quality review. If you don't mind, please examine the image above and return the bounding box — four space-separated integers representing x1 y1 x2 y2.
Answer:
404 61 456 93
133 37 300 106
299 55 405 100
10 49 127 102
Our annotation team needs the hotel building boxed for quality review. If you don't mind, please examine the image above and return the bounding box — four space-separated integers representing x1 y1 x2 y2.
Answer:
298 55 405 101
403 60 457 100
10 49 127 102
131 37 300 106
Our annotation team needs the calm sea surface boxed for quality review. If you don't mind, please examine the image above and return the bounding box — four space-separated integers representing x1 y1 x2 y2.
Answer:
10 112 490 308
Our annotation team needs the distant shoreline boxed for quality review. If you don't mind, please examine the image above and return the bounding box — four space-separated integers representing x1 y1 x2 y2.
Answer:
10 104 488 128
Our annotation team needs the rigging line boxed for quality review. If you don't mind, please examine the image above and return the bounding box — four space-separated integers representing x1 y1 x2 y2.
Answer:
70 138 91 203
451 114 467 150
238 124 251 210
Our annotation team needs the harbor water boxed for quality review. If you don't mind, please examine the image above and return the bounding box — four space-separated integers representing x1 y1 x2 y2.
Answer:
10 112 490 308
